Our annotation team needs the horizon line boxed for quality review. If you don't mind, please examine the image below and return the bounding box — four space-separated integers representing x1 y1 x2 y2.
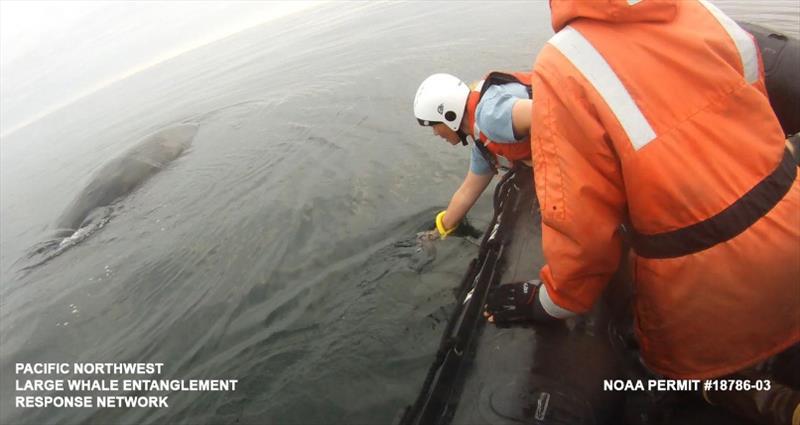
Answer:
0 2 326 140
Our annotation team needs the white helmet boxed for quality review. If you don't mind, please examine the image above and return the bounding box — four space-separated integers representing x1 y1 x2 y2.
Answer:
413 73 470 132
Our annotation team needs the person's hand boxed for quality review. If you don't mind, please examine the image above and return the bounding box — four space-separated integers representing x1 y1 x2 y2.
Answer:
435 210 459 239
483 280 541 324
417 229 441 242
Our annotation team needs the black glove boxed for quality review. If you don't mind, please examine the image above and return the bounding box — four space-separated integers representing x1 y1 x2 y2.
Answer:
484 280 541 324
485 280 562 326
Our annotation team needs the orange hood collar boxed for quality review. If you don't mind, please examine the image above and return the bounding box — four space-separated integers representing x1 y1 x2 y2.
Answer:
549 0 679 32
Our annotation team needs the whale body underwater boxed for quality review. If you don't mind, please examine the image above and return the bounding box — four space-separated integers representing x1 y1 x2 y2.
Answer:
23 124 198 268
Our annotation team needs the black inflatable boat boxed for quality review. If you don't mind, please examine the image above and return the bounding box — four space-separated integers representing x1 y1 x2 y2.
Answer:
397 23 799 425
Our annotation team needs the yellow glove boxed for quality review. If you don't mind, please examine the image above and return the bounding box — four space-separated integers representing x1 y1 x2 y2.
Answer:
435 210 459 239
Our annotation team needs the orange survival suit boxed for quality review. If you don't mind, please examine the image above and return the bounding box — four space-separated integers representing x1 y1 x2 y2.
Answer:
464 72 532 168
531 0 800 378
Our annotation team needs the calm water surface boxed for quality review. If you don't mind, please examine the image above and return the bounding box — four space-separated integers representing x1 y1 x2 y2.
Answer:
0 2 796 424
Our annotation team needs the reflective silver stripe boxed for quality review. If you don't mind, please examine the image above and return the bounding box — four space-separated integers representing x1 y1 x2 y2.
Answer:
548 26 656 150
628 0 643 5
698 0 759 84
538 284 577 319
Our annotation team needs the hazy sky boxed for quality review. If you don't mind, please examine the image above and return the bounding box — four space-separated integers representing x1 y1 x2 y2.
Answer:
0 1 323 137
1 1 797 138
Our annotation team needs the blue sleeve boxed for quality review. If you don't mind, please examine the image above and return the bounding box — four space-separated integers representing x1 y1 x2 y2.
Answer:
475 83 529 143
469 143 494 175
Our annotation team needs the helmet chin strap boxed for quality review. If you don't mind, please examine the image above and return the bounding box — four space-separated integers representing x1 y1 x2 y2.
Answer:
457 130 469 146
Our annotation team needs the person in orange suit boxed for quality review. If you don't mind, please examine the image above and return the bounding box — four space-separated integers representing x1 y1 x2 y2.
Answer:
483 1 799 423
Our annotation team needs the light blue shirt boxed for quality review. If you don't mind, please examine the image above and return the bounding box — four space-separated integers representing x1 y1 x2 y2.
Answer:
469 82 530 175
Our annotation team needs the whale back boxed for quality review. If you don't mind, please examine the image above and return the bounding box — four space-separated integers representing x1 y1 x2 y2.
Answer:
53 124 198 234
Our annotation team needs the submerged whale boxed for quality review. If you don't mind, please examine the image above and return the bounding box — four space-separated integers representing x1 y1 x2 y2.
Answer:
19 124 198 270
54 124 198 237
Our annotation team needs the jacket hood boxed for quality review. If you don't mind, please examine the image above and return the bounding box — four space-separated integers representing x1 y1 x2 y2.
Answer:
549 0 678 32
